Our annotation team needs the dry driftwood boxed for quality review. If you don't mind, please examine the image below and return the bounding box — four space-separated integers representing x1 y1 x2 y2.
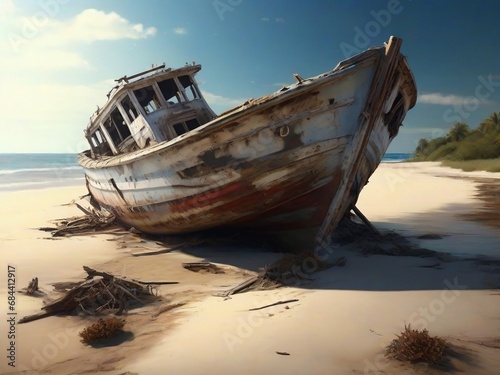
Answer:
26 277 39 295
131 243 184 257
19 277 46 297
182 262 224 273
248 299 299 311
39 206 116 237
19 266 158 324
151 302 186 318
215 276 261 298
83 266 178 285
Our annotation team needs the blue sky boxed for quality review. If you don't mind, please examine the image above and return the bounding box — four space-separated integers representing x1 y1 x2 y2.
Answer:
1 0 499 153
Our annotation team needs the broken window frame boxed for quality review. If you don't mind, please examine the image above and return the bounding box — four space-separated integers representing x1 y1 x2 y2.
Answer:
172 118 201 137
91 127 116 156
133 84 164 114
157 77 184 105
119 94 140 123
176 75 201 102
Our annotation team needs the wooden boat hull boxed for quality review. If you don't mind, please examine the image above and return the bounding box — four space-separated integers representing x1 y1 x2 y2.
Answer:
78 40 417 248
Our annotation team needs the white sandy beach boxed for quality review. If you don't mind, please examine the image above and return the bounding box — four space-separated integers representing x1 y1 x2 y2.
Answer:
0 162 499 375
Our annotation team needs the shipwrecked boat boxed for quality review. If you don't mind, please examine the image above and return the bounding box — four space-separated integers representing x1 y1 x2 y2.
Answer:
78 36 417 250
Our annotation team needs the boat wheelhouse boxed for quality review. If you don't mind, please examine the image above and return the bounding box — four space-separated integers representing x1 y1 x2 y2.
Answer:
85 64 216 158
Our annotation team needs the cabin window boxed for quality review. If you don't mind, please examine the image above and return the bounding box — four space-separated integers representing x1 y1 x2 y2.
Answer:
121 95 139 122
111 107 132 140
134 85 161 114
173 123 187 136
102 107 134 149
186 118 200 130
172 118 200 136
178 75 200 101
157 78 182 104
103 116 120 144
92 129 112 155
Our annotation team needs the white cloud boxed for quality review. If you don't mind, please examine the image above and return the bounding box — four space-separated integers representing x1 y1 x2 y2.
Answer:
0 0 16 20
50 9 156 45
418 92 491 106
174 27 187 35
418 93 467 105
0 78 115 153
399 127 446 135
261 17 285 23
1 8 157 72
4 8 156 52
201 90 245 107
0 7 158 152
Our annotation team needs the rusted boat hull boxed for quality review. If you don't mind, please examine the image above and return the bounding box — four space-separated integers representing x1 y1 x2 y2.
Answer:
78 38 417 248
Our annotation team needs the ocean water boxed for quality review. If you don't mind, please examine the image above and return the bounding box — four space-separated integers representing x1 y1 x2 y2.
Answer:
0 153 84 191
381 152 412 163
0 152 412 191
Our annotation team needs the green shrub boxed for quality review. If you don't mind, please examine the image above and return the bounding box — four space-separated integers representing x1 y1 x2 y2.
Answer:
451 138 500 160
426 142 458 161
442 158 500 172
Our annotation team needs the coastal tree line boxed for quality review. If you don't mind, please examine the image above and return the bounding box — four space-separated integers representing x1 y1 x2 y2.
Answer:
413 111 500 161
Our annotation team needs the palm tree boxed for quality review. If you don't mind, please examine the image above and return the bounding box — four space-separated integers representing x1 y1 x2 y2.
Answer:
447 122 470 142
479 112 500 135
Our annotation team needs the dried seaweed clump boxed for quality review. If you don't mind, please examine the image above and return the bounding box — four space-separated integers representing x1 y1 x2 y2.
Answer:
79 317 125 343
386 324 447 363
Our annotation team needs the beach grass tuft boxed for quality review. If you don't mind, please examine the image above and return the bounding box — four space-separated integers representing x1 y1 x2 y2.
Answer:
442 158 500 172
385 324 447 364
79 317 125 343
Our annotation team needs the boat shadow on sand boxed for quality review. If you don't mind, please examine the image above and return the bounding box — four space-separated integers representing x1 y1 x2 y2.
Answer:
109 210 500 295
42 203 500 294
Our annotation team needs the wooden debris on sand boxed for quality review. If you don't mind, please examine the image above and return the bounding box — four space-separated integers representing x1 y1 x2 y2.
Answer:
215 274 280 298
131 243 184 257
332 215 440 257
26 277 39 295
248 299 299 311
182 262 224 274
215 246 348 298
19 266 160 324
19 277 46 297
39 203 117 237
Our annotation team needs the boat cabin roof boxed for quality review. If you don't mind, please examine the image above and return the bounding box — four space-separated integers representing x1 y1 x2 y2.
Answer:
86 63 202 135
84 63 216 159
